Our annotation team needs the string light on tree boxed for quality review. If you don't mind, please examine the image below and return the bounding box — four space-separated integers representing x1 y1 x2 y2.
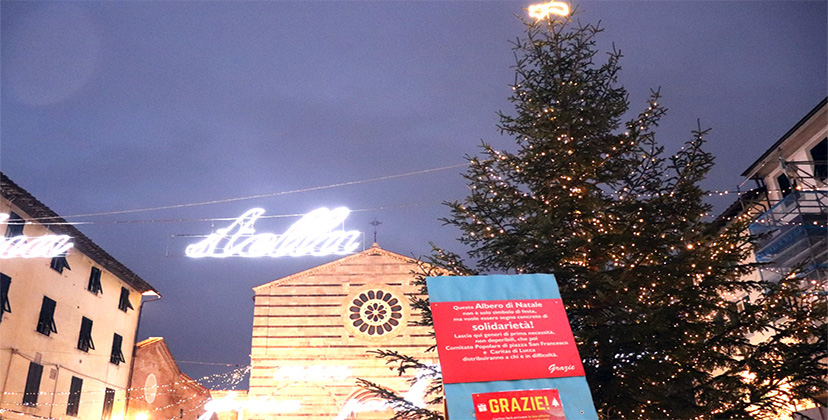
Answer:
364 7 827 420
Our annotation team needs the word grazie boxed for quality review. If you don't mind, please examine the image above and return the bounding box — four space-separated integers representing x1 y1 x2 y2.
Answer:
473 389 566 420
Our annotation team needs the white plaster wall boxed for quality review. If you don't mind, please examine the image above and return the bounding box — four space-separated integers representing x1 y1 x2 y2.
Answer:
0 200 142 419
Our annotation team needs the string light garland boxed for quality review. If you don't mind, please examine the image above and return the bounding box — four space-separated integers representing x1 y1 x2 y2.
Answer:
1 365 249 399
0 365 250 419
49 163 467 220
2 173 819 232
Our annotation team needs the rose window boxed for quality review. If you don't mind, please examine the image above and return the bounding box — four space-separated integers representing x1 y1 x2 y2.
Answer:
348 289 403 336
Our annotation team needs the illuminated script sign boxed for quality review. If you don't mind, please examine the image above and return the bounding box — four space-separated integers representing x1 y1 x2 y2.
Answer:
0 213 74 259
185 207 361 258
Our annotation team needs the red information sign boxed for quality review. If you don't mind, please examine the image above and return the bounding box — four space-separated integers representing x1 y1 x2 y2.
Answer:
473 389 567 420
431 299 584 384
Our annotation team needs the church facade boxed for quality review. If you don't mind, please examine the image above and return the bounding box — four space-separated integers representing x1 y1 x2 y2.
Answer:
247 244 441 419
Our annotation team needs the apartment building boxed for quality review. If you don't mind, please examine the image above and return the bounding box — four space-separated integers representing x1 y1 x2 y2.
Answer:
726 98 827 419
739 97 827 288
0 173 160 420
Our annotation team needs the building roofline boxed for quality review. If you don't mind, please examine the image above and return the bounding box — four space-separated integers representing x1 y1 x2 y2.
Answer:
253 243 427 290
741 97 828 179
136 337 212 396
136 337 181 377
137 337 166 348
1 172 160 295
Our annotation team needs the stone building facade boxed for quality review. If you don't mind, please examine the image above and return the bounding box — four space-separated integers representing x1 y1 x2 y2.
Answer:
127 337 213 420
246 244 441 420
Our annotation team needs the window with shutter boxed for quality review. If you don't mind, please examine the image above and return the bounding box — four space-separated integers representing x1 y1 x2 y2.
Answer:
23 362 43 407
36 297 58 336
102 388 115 420
810 138 827 181
88 267 103 295
0 273 10 323
110 333 125 365
50 255 71 273
78 317 95 352
118 287 133 312
66 376 83 416
4 212 24 237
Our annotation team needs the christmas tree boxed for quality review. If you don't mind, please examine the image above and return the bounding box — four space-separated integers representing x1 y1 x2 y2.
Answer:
362 11 826 420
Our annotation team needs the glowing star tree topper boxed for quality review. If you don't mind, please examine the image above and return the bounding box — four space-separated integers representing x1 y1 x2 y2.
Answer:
527 1 570 19
185 207 362 258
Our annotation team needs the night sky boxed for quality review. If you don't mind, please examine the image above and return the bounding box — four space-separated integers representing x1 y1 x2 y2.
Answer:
2 0 826 386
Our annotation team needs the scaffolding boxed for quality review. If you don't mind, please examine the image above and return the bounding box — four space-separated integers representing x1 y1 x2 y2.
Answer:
749 190 828 285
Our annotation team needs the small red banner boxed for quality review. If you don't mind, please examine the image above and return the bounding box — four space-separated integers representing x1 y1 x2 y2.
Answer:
431 299 584 384
473 389 567 420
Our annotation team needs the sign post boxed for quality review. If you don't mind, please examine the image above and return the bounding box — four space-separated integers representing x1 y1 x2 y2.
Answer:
427 274 598 419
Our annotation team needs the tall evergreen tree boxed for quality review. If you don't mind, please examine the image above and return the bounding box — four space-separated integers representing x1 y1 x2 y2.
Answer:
363 13 826 420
